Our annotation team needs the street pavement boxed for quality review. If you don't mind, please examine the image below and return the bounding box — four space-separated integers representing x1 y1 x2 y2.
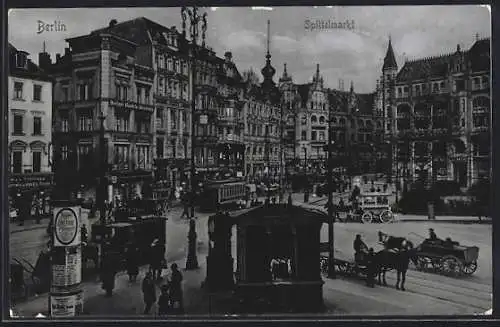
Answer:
10 193 492 317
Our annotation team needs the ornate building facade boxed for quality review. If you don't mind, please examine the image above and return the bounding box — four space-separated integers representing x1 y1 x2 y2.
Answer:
45 17 246 203
8 44 54 213
278 64 385 179
243 21 282 184
380 37 491 189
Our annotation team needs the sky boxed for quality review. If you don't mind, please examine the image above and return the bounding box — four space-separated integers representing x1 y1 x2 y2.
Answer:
8 5 491 93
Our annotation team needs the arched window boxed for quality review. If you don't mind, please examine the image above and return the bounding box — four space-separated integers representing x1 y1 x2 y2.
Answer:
311 115 317 124
472 96 490 128
319 116 325 124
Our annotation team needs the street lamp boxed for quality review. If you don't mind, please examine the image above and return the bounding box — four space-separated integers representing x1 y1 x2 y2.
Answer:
326 118 336 279
182 6 207 270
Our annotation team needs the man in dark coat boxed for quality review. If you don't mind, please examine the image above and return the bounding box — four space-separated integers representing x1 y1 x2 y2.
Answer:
157 284 171 316
126 244 139 282
354 234 369 264
169 263 184 313
180 192 190 219
365 248 376 287
150 239 164 281
101 248 118 297
142 271 157 314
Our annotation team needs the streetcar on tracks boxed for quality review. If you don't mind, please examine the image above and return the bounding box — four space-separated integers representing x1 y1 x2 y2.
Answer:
198 179 247 212
412 236 480 277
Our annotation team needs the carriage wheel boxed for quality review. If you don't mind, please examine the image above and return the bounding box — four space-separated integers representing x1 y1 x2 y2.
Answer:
463 261 478 275
415 256 430 271
361 212 373 224
441 255 463 277
379 210 394 223
337 262 349 275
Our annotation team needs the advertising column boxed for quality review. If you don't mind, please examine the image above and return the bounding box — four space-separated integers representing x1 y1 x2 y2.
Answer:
49 203 83 317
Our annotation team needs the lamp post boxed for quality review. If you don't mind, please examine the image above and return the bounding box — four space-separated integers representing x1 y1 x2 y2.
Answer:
182 6 207 270
325 107 336 278
98 112 107 226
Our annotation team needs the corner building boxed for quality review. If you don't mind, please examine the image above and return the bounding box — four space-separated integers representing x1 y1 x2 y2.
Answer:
380 38 491 188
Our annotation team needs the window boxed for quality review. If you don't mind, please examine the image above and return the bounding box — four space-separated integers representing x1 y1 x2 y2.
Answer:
137 87 142 103
137 146 149 169
301 115 307 125
33 85 42 101
301 131 306 140
78 115 93 131
77 145 92 170
156 138 164 158
32 151 41 172
116 85 128 101
12 151 22 174
61 145 68 161
455 79 465 92
115 115 129 132
62 87 69 101
145 88 150 104
13 115 23 134
114 145 129 169
482 76 489 89
78 83 92 100
61 118 69 132
16 53 27 69
136 118 150 133
14 82 23 99
311 130 317 141
433 83 439 93
33 117 42 135
171 110 177 129
319 131 325 141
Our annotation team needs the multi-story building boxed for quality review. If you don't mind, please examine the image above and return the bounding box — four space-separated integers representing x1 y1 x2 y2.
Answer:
380 37 491 189
8 43 54 213
278 64 385 179
243 22 282 184
213 52 246 180
46 17 246 203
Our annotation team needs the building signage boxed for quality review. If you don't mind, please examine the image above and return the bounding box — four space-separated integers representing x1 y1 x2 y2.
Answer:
50 290 83 317
52 247 82 287
8 173 54 189
53 207 80 247
199 114 208 125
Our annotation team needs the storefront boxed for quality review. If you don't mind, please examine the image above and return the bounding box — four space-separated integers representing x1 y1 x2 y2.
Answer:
8 173 55 216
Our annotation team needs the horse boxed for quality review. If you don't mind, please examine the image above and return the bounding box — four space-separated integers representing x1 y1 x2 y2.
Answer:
373 246 418 291
378 231 414 251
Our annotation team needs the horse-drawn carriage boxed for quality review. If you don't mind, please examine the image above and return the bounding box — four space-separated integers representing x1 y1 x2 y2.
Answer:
10 253 50 301
336 192 394 224
411 236 479 277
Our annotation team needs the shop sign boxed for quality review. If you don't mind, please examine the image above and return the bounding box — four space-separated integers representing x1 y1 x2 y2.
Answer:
53 207 80 247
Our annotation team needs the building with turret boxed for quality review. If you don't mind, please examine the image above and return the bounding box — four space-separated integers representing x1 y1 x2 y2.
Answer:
278 63 385 180
379 37 491 189
243 20 283 184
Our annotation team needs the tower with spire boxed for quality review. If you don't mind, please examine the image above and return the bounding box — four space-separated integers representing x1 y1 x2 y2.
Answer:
312 63 324 90
261 20 277 94
381 36 398 134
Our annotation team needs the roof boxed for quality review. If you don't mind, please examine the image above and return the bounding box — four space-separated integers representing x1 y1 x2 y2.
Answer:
9 43 52 81
383 39 398 71
396 37 490 82
229 204 328 225
90 17 174 46
356 93 376 114
296 83 312 106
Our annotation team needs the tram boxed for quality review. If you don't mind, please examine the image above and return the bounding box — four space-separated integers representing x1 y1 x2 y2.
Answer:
198 179 247 212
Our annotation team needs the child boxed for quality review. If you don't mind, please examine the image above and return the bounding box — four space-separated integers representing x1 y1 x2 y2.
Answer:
158 284 171 316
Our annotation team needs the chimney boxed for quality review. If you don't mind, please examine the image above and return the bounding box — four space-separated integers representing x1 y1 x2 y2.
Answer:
39 52 51 70
109 19 118 28
224 51 232 62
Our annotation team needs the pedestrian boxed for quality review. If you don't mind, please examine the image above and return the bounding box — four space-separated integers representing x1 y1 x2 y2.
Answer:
365 248 376 288
126 244 139 282
180 193 190 219
34 194 41 224
142 271 157 314
101 249 117 297
157 284 171 316
169 263 184 313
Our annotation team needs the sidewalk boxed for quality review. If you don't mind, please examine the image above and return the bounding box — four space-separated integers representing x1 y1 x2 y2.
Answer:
11 255 214 318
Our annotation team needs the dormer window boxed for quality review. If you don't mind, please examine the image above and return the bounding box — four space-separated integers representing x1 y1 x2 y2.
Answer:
16 52 28 69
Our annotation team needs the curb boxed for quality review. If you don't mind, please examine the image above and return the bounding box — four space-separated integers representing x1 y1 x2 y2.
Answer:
10 225 48 234
396 219 492 225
